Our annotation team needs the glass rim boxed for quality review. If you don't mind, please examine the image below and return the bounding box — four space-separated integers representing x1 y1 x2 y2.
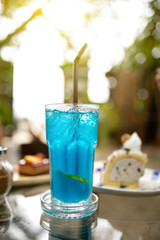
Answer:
45 103 99 111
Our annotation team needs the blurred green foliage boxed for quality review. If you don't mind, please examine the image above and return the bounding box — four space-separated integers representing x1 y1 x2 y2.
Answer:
120 0 160 118
0 58 13 126
108 0 160 143
122 0 160 73
0 0 159 144
97 102 118 146
1 0 37 17
0 0 42 129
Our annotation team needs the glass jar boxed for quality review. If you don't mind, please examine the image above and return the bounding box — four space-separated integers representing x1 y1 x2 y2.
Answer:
0 147 13 204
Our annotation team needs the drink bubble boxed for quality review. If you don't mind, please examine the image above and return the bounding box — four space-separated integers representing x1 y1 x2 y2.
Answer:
67 107 79 114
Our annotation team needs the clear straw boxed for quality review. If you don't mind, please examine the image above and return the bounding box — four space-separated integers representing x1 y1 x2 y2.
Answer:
73 43 88 103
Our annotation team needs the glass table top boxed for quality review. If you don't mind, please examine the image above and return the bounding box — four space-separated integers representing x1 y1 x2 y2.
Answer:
1 184 160 239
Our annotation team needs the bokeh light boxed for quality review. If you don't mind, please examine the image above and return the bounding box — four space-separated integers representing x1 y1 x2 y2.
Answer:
0 0 150 123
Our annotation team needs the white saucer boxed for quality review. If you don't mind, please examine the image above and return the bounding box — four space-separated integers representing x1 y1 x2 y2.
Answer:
93 162 160 197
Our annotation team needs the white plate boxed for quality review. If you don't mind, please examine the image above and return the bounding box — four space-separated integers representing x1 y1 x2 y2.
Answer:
93 161 160 197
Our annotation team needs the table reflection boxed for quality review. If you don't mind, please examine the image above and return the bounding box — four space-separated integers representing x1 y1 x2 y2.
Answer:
98 192 160 240
0 198 12 237
1 192 160 239
40 211 97 239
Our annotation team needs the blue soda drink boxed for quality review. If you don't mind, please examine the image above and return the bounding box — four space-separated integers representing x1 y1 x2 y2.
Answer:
45 104 99 204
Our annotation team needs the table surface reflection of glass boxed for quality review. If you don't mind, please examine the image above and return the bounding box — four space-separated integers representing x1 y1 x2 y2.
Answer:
1 182 160 240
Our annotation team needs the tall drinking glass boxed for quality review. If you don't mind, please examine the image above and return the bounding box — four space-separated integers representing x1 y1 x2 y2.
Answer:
44 103 99 217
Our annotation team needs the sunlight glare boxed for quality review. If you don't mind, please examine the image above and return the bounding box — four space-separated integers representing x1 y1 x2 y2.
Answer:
88 70 110 103
13 17 66 123
43 0 90 31
0 0 150 122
